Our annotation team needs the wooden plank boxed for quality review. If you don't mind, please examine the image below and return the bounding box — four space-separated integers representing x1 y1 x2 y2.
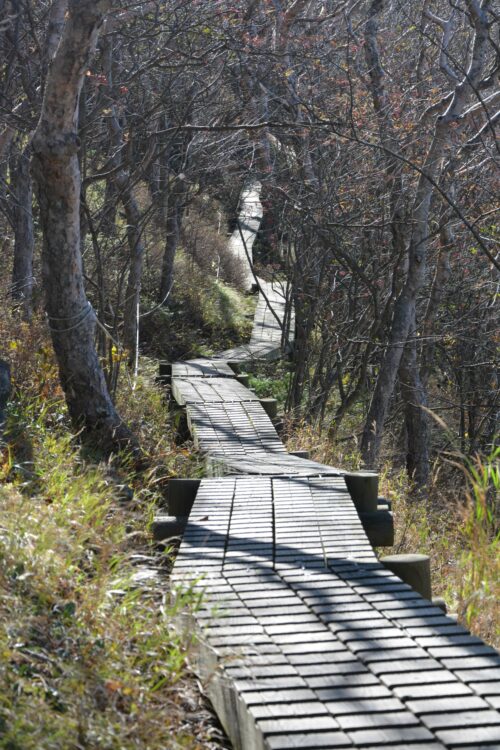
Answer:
172 377 260 406
172 359 235 378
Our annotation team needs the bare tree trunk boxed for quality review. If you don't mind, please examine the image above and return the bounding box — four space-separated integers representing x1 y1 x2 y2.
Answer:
99 177 119 235
0 359 11 443
31 0 133 451
43 0 67 72
101 27 146 365
10 142 34 319
158 201 180 305
421 221 453 388
399 320 430 489
363 0 407 263
121 185 145 364
0 124 15 205
158 179 187 305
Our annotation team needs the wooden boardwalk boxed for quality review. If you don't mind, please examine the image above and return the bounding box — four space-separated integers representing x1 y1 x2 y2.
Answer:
226 182 263 292
168 186 500 749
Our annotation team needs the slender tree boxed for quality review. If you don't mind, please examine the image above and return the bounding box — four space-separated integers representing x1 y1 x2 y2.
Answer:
31 0 133 450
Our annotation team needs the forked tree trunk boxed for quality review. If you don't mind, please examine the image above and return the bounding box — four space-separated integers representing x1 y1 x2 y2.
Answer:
31 0 133 451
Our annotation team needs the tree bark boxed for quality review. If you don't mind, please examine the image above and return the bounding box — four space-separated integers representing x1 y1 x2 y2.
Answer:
0 359 11 443
43 0 67 71
158 179 187 305
421 221 453 388
120 180 145 364
10 142 34 319
31 0 133 451
399 320 430 489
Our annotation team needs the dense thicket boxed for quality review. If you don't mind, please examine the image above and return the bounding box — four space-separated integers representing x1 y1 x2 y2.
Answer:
1 0 498 485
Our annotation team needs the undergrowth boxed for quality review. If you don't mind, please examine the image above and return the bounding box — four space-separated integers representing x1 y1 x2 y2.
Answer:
141 251 256 362
0 196 250 749
0 404 220 749
245 360 291 411
382 449 499 647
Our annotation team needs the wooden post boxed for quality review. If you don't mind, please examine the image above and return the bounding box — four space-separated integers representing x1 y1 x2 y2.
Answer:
344 471 379 512
167 478 201 515
359 510 394 547
377 497 392 511
273 417 285 435
158 361 172 385
259 397 278 421
290 450 310 459
380 553 432 601
236 373 250 387
152 514 187 541
169 404 190 443
432 596 447 613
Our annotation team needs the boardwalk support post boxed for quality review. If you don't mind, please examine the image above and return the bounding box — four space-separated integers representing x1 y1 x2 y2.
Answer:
236 373 250 387
359 509 394 547
168 478 201 515
432 596 448 613
380 553 432 600
170 404 190 443
259 397 278 421
158 361 172 385
152 515 188 541
344 471 379 512
377 497 392 511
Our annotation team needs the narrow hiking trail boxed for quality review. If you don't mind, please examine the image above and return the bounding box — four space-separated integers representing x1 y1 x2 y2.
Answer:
162 185 500 750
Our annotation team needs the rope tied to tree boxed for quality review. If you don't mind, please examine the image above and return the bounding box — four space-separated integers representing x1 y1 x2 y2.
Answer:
46 301 94 332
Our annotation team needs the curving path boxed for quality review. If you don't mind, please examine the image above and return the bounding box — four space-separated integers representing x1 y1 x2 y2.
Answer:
168 185 500 750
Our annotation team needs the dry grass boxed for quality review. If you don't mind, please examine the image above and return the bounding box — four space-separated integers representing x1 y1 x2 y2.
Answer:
141 250 255 362
182 207 248 291
380 454 499 647
0 449 224 750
